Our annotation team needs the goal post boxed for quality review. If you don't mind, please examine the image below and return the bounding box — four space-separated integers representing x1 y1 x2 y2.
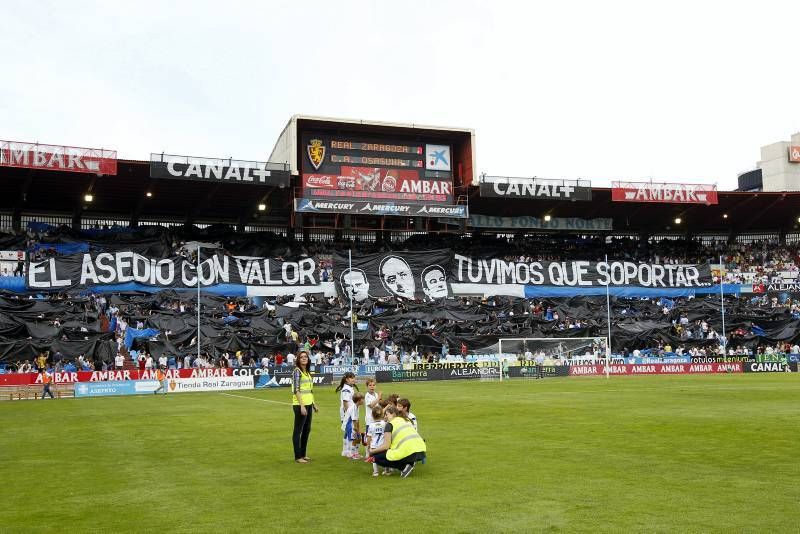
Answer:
495 336 609 379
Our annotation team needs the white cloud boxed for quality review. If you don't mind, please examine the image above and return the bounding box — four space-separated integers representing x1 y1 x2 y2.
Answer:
1 0 798 189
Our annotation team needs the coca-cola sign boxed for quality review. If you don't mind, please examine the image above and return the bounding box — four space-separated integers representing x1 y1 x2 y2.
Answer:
304 174 336 188
0 140 117 175
790 146 800 163
611 181 718 205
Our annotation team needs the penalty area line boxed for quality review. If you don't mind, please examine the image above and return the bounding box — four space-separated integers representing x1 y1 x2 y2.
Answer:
220 392 291 406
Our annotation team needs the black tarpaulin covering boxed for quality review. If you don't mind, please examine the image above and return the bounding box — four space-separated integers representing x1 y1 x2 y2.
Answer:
0 292 797 364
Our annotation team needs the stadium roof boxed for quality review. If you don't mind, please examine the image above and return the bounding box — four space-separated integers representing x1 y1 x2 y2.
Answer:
469 187 800 235
0 160 292 229
1 161 799 236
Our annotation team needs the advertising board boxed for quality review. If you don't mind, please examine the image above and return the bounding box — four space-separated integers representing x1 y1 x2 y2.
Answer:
569 362 742 376
166 375 254 393
271 373 334 387
375 366 500 383
74 380 161 398
321 364 402 376
611 181 718 205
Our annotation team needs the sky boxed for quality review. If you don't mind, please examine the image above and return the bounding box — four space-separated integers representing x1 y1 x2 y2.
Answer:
1 0 799 190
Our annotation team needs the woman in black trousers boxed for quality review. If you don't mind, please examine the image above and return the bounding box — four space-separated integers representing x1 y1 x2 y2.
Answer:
291 351 318 463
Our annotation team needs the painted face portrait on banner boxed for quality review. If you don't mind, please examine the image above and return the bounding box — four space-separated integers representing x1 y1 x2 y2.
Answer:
379 255 415 299
421 265 448 299
340 268 370 302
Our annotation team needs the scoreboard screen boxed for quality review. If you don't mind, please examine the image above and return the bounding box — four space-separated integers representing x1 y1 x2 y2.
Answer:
329 140 423 154
301 133 453 204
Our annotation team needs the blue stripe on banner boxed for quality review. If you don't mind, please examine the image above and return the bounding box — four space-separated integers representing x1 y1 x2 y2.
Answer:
0 276 26 292
523 284 742 298
82 283 248 296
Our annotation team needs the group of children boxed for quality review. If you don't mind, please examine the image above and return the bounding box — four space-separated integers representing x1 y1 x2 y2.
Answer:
335 372 417 477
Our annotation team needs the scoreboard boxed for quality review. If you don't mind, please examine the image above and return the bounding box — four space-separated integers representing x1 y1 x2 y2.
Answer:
300 133 454 204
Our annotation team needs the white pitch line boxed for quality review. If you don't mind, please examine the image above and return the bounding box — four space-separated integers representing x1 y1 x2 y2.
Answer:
220 392 292 406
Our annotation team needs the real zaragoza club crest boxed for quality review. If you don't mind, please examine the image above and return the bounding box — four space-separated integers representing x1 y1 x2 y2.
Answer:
307 139 325 170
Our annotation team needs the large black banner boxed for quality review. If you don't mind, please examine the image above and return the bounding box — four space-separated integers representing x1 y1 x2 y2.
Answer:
480 179 592 201
452 254 713 288
26 252 317 290
333 250 452 301
150 154 290 187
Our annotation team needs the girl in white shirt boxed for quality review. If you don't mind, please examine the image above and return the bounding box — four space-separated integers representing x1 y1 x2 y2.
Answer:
365 405 388 476
364 378 381 429
335 372 358 456
341 393 364 460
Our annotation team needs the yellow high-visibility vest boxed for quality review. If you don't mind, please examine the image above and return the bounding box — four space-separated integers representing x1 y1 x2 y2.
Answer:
292 370 315 406
386 418 426 461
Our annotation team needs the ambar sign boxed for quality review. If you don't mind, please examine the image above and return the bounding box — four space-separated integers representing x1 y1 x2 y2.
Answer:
0 140 117 175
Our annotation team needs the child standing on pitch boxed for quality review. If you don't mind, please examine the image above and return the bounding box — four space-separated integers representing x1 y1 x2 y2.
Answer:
341 393 364 459
364 378 381 430
397 398 417 430
335 372 358 457
365 405 389 476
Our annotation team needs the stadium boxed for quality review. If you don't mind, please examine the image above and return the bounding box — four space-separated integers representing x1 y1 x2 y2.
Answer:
1 114 798 532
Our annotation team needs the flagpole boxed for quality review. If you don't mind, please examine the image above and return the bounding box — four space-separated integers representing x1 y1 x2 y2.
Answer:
719 255 726 357
605 254 612 379
349 249 355 366
197 244 201 363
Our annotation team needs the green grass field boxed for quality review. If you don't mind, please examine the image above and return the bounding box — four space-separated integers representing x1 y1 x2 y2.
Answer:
2 374 799 533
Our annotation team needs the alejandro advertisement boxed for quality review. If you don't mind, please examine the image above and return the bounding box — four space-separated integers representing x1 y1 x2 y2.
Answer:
26 251 318 290
333 250 451 301
375 366 500 382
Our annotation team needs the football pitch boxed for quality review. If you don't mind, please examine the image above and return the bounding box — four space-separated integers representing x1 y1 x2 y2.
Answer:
2 374 798 533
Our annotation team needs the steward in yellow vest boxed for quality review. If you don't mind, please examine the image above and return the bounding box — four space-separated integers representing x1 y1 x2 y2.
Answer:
369 406 426 478
291 352 318 463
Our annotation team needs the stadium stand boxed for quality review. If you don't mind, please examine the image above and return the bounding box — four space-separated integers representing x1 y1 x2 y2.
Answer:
0 223 798 373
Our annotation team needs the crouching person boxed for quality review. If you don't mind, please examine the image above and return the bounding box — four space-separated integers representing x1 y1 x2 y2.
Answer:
369 405 426 478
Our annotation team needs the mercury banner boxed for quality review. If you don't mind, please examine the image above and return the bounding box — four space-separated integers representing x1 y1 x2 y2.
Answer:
333 250 452 301
26 252 317 290
451 254 713 288
295 198 468 218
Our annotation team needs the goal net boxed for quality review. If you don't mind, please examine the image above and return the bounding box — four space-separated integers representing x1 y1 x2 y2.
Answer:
492 337 608 380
